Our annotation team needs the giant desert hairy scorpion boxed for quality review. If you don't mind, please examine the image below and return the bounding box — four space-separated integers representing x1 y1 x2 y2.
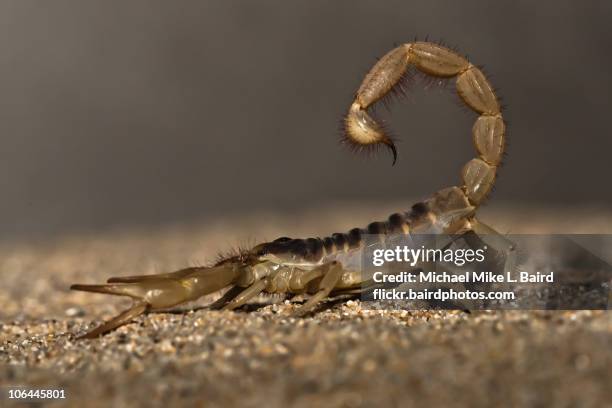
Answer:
72 41 513 339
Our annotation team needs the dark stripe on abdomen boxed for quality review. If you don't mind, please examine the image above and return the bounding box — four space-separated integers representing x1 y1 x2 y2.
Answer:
347 228 363 249
331 233 348 250
367 221 388 235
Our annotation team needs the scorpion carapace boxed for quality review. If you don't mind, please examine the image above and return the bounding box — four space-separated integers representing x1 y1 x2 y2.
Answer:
71 41 510 339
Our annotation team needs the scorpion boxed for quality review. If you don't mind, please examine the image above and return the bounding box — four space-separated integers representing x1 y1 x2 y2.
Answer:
71 41 511 339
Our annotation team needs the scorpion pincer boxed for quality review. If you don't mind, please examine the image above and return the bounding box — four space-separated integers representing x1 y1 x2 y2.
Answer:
71 41 514 339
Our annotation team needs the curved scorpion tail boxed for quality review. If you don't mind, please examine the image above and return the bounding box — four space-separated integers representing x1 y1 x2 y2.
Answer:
343 41 505 208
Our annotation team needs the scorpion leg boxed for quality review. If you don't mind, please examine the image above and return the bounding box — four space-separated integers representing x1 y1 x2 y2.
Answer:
288 267 326 291
293 261 343 317
207 286 245 310
471 219 515 250
222 279 270 311
218 265 333 311
471 219 517 274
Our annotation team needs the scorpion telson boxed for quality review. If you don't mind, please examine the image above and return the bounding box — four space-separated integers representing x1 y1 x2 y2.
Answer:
71 41 512 339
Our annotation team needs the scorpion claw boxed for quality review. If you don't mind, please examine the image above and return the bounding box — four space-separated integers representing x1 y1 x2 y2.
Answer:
71 265 241 337
76 302 149 339
106 268 195 283
70 282 150 300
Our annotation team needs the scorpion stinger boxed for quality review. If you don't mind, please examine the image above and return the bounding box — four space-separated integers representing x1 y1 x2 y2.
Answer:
71 41 514 339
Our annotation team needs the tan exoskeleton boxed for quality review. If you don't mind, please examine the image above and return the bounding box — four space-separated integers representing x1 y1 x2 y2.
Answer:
71 41 512 339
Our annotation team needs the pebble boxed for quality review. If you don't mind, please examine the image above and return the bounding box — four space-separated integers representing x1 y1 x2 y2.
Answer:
65 307 86 317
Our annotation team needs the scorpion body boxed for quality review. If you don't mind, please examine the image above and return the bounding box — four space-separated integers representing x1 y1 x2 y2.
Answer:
72 41 510 339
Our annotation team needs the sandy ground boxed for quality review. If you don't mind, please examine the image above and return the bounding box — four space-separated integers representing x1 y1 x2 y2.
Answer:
1 204 611 407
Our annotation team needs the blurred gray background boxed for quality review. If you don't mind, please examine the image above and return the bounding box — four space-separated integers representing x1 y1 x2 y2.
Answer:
0 1 610 241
